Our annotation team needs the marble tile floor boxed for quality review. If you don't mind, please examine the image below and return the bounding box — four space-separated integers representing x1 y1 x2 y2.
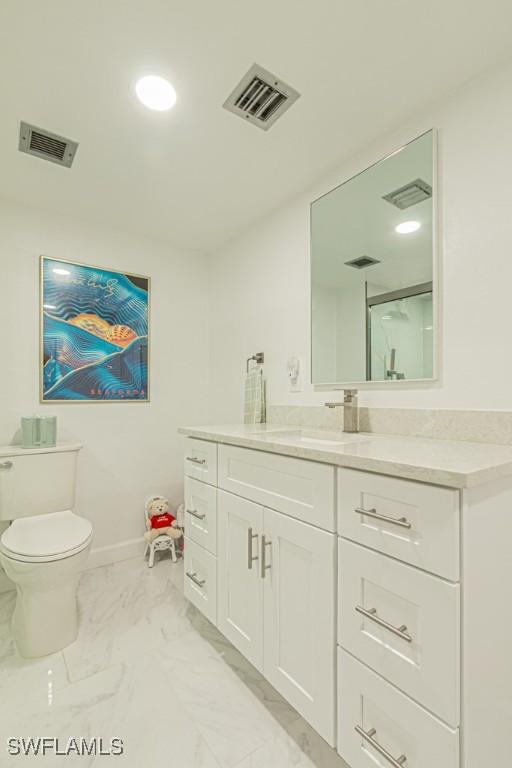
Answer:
0 556 349 768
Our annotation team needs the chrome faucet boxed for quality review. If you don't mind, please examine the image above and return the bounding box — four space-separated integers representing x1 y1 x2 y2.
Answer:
325 389 359 433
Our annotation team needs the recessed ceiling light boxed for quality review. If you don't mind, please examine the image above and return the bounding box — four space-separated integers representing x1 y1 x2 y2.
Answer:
52 268 70 276
135 75 177 111
395 220 421 234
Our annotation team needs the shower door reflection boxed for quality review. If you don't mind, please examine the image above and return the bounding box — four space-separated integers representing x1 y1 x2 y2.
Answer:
367 283 433 381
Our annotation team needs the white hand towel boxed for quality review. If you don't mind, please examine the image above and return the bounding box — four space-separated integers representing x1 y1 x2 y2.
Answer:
244 368 266 424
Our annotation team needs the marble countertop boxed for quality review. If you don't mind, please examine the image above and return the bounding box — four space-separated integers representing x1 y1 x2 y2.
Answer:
178 424 512 489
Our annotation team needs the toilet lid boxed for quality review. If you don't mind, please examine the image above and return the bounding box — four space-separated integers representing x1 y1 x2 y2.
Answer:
0 510 93 560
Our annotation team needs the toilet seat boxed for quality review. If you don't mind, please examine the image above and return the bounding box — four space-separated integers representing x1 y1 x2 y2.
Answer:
0 510 93 563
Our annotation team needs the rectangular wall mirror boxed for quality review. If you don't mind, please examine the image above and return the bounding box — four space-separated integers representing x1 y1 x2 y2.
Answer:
311 130 436 386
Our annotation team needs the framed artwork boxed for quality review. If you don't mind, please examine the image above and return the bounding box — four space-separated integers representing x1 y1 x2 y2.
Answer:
40 256 150 402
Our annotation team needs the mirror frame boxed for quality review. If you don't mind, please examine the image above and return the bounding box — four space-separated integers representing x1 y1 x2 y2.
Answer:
310 128 439 390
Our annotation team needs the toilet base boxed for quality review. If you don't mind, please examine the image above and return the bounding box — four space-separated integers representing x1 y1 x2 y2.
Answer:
0 544 91 658
12 580 79 658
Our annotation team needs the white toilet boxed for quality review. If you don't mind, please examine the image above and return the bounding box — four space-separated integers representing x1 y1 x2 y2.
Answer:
0 444 92 658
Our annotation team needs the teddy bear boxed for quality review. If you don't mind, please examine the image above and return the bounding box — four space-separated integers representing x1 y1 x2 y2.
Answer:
144 497 183 543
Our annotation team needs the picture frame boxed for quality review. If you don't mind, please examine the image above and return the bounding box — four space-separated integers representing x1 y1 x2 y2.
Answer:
40 256 150 402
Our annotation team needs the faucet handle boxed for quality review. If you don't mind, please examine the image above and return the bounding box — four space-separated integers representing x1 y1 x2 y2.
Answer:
343 389 358 403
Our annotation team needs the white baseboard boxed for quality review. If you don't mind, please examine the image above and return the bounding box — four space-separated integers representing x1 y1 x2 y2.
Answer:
85 537 146 571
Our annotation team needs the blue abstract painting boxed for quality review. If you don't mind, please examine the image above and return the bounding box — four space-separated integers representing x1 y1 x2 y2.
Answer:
41 257 149 401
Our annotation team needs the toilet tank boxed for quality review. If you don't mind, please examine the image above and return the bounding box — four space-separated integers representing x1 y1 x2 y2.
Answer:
0 445 82 521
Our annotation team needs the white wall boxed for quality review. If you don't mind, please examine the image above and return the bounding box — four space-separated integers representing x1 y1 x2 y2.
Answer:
209 60 512 419
0 199 210 558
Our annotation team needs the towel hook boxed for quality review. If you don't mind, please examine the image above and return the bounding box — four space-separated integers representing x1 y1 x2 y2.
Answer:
246 352 264 373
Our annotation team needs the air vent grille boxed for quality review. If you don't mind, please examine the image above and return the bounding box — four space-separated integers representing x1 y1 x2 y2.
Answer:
19 122 79 168
345 256 381 270
382 178 432 209
235 77 288 121
224 64 300 131
29 132 67 161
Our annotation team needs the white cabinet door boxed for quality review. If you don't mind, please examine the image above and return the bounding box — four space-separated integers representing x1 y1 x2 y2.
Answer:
263 508 336 746
217 490 264 670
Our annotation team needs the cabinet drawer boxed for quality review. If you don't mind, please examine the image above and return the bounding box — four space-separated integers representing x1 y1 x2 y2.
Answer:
218 444 336 531
338 468 460 580
339 538 460 727
185 478 217 555
184 439 218 486
184 539 217 625
338 649 459 768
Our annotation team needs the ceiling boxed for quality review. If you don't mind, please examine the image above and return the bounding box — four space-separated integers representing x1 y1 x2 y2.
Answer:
1 0 511 252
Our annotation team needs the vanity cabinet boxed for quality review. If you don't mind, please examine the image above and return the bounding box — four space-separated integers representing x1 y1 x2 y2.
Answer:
182 431 512 768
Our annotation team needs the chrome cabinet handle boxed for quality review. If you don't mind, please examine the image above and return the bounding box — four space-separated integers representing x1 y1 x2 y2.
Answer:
186 456 206 466
355 726 407 768
247 527 259 569
187 509 206 521
356 605 412 643
261 535 272 579
0 461 13 471
186 571 206 588
354 506 411 530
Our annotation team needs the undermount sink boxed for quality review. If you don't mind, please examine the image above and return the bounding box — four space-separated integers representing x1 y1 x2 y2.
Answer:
298 435 350 447
268 429 370 448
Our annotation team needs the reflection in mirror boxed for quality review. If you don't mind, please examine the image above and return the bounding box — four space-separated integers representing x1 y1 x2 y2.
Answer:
311 131 435 384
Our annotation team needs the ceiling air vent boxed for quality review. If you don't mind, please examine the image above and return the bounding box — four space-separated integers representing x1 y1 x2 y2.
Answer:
382 178 432 209
223 64 300 131
345 255 381 270
19 122 79 168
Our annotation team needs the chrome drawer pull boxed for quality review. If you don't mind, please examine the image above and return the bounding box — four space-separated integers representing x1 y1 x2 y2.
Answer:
354 506 411 529
356 605 412 643
355 726 407 768
261 535 272 579
187 509 206 521
186 571 206 588
247 527 259 569
186 456 207 466
0 461 13 471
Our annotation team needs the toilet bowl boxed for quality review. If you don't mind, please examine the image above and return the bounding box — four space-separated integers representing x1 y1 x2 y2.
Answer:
0 509 93 658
